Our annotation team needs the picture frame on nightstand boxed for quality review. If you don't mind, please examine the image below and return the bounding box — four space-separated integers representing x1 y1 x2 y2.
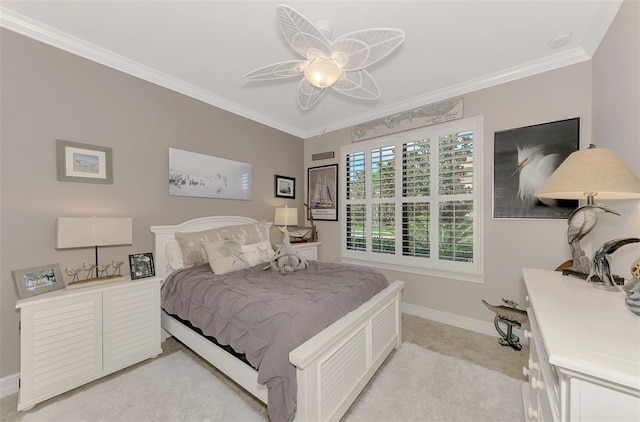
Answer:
129 253 155 280
13 263 65 299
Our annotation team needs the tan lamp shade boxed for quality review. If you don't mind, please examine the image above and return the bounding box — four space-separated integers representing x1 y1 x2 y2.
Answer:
56 217 133 248
535 146 640 201
274 207 298 227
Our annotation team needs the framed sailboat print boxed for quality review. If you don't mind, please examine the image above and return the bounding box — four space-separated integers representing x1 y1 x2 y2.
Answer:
308 164 338 221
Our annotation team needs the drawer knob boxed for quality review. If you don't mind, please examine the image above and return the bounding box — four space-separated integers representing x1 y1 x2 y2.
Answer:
524 329 532 339
531 376 543 390
523 366 531 377
528 358 539 370
528 407 538 418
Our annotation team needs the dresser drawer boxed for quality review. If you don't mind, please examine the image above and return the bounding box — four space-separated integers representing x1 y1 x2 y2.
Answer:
528 307 559 421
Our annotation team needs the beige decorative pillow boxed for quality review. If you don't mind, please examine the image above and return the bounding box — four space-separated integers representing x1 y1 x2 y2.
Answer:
175 222 270 268
241 240 275 267
201 240 250 275
165 239 184 271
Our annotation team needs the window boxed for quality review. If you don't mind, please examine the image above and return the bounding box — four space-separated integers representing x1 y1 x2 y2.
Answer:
341 117 483 283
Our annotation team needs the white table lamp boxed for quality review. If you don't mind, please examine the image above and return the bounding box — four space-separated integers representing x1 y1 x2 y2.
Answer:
56 217 132 280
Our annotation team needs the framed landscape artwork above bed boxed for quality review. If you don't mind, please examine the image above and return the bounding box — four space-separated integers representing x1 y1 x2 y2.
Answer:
168 148 252 200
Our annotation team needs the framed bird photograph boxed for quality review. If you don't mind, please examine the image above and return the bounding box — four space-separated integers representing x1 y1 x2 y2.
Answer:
493 118 579 219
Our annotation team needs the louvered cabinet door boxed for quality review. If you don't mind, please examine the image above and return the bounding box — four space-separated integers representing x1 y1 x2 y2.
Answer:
102 281 161 372
17 277 162 411
18 292 103 409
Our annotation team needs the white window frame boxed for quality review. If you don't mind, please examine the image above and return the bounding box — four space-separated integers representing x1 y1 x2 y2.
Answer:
340 116 485 283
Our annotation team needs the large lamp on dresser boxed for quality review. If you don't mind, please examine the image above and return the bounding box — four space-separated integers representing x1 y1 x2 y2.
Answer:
56 217 132 281
535 144 640 283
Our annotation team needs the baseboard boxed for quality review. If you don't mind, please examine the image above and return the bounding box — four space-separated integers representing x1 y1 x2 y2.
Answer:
1 373 19 399
402 302 526 342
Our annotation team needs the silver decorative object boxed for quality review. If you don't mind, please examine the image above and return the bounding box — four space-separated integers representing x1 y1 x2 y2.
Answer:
567 204 620 275
587 238 640 291
482 298 529 351
624 258 640 316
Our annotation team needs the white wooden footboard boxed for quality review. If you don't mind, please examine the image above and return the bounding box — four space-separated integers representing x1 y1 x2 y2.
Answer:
291 280 404 421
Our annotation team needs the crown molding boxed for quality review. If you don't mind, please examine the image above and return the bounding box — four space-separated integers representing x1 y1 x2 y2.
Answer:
0 7 305 138
581 0 623 57
1 5 606 140
301 46 591 138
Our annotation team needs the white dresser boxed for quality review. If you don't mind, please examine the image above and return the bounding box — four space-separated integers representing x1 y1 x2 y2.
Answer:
16 277 162 411
522 268 640 421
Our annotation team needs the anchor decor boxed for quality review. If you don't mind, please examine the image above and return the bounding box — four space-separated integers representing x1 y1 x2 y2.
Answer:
482 298 529 351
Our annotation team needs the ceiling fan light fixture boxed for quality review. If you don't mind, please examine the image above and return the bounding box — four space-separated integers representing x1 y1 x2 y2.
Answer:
243 5 405 109
304 57 342 88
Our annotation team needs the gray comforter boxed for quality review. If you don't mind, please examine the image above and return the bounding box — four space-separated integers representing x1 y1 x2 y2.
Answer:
161 261 389 422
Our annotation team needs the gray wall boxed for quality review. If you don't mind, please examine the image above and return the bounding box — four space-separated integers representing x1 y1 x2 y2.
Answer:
303 0 639 326
590 0 640 270
0 30 303 378
304 62 593 323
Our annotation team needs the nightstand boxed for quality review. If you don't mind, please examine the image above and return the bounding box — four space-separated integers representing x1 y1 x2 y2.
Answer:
15 276 162 411
291 241 321 261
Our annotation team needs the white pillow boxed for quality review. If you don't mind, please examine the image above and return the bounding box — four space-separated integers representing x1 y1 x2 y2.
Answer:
201 239 250 275
241 240 275 267
165 239 184 271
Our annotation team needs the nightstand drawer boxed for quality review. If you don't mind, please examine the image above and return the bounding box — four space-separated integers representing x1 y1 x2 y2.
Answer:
292 242 320 261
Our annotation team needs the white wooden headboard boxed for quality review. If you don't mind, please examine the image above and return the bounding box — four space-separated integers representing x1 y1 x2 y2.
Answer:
150 215 260 279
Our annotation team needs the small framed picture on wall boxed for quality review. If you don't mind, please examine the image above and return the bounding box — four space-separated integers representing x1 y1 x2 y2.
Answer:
274 175 295 199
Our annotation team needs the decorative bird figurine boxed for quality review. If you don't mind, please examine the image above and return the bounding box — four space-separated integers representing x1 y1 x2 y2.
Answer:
82 262 97 279
111 260 124 276
587 237 640 289
624 258 640 316
566 204 620 274
515 145 559 206
65 267 81 283
482 298 528 350
96 264 110 278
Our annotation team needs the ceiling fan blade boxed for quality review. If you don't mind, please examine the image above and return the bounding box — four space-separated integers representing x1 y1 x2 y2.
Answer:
297 79 326 110
332 29 405 71
332 70 380 100
276 5 331 59
243 61 306 80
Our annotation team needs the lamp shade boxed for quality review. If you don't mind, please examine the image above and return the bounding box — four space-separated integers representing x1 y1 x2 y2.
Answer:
56 217 133 249
274 207 298 227
535 146 640 201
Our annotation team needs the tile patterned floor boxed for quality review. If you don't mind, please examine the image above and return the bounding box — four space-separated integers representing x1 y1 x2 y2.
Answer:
0 313 528 421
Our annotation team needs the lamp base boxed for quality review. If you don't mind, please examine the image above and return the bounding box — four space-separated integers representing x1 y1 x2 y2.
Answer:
561 269 625 287
66 275 127 290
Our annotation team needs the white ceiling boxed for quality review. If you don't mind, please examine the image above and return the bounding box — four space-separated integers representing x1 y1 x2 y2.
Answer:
0 1 622 139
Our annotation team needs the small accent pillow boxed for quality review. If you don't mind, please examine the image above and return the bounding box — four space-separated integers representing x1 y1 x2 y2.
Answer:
241 240 275 267
175 222 270 268
201 240 250 275
165 239 184 271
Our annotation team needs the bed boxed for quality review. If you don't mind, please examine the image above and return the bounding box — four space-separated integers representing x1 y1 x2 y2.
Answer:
151 216 404 421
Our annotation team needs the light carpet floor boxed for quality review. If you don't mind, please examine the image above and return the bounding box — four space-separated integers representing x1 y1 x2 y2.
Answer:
22 343 524 422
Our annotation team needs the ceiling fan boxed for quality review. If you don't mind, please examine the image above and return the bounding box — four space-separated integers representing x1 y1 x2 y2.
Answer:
243 4 405 110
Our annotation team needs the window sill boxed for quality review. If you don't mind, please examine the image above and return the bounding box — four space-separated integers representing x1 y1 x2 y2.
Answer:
340 257 486 284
